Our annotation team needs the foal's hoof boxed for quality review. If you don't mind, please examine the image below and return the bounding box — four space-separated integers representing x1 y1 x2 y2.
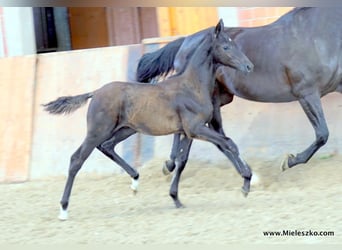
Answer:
58 206 68 221
130 178 139 194
241 187 249 197
281 154 294 172
162 160 174 175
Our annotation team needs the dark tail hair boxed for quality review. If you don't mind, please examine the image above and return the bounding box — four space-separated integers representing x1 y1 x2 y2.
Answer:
136 37 185 83
42 92 93 115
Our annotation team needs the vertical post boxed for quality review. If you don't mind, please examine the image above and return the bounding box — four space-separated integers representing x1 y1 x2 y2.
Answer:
2 7 36 56
53 7 72 51
134 134 142 167
0 7 8 57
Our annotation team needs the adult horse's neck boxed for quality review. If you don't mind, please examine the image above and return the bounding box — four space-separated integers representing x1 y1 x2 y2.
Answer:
185 33 216 94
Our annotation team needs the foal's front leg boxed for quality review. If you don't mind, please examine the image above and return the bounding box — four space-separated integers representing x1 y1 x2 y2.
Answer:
187 123 252 196
163 93 228 175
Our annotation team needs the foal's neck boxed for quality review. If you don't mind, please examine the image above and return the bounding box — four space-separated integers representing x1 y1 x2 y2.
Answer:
186 34 217 94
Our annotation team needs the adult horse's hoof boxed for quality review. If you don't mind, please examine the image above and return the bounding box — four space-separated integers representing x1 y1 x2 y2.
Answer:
281 154 294 171
162 164 171 175
174 201 185 209
162 160 174 175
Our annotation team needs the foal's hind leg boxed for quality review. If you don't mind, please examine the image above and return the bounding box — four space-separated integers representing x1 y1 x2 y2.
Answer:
59 133 110 220
97 127 140 192
282 92 329 170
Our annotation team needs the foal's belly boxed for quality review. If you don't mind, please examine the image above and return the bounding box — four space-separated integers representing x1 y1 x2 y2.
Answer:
126 102 182 136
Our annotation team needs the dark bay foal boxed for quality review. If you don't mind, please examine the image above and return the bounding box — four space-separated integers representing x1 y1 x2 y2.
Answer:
43 20 253 220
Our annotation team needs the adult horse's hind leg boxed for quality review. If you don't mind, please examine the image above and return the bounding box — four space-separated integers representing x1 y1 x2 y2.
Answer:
282 91 329 170
169 135 193 208
96 127 140 192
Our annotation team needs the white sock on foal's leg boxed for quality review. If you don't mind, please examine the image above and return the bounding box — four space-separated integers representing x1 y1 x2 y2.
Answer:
130 178 139 192
58 205 68 221
251 172 260 186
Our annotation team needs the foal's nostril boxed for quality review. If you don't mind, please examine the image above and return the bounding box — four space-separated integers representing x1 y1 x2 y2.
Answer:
246 64 254 73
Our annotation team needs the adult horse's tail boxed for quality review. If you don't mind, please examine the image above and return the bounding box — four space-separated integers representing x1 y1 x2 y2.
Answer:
136 37 185 82
42 92 93 115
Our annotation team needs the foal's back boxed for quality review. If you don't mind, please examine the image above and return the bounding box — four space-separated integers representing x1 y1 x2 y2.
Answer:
88 77 194 136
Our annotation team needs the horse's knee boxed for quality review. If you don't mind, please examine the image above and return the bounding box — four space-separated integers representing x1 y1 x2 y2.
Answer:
317 129 329 146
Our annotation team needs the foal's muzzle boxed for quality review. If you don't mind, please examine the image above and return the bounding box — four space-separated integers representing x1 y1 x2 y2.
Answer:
245 63 254 73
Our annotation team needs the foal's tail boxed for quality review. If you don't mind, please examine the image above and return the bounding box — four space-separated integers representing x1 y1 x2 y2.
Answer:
136 37 185 83
42 92 93 115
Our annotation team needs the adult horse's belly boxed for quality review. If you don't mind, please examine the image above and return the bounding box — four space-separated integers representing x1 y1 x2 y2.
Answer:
224 70 298 103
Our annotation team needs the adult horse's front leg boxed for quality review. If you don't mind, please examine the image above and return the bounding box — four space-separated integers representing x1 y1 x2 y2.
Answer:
169 135 193 208
163 133 181 175
281 91 329 170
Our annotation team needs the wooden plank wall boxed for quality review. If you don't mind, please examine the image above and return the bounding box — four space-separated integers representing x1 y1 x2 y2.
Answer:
238 7 293 26
0 55 36 182
157 7 293 36
68 7 109 49
157 7 218 37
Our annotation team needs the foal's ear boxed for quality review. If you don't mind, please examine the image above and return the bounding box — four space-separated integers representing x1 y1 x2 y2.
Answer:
215 19 224 37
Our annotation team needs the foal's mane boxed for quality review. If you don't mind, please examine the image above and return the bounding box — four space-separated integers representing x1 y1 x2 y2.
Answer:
169 31 214 79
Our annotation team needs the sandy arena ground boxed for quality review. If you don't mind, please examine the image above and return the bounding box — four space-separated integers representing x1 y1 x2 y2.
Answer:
0 155 341 244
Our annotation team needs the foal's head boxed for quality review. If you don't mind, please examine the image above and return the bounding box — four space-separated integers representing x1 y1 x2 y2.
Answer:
212 19 254 73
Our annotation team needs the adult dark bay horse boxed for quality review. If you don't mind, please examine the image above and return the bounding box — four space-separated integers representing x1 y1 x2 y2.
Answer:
43 20 253 220
136 7 342 173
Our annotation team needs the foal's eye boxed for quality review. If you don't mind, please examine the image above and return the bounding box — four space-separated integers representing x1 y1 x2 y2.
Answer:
223 45 230 50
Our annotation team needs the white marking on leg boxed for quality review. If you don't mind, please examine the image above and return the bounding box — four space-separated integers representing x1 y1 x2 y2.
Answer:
130 178 139 191
251 172 260 186
58 205 68 221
